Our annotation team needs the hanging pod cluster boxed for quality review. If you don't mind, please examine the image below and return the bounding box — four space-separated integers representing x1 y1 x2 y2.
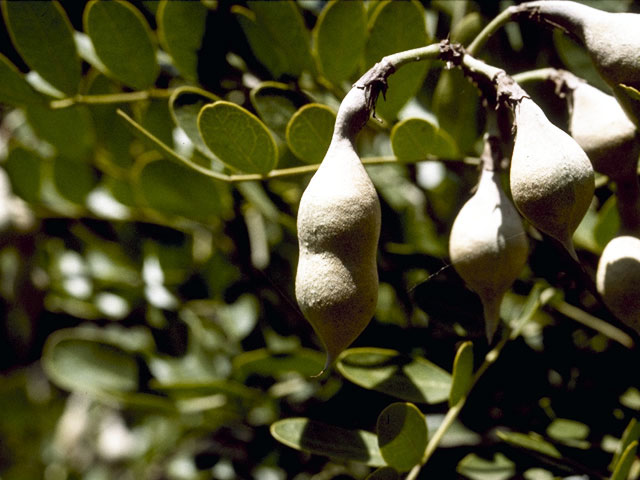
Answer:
295 86 381 371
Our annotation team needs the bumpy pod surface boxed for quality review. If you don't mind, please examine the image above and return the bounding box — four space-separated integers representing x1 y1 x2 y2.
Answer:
295 87 381 369
510 97 594 258
450 165 528 342
522 1 640 125
596 235 640 334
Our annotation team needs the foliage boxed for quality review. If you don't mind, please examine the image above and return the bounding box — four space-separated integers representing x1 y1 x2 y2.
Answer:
0 1 638 479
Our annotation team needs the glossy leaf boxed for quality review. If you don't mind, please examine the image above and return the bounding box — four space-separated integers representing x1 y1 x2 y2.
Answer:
364 0 429 121
496 431 561 459
366 467 400 480
157 0 207 82
0 53 42 106
137 159 228 220
337 348 452 404
270 417 385 467
4 147 43 203
198 101 278 174
546 418 589 442
250 82 308 139
611 441 638 480
84 0 158 90
456 453 515 480
233 348 325 379
314 0 367 85
391 118 459 161
449 341 473 407
2 0 81 95
286 104 336 164
376 402 427 472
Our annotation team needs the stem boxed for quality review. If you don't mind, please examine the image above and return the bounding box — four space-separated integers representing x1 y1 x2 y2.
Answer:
50 89 174 109
512 68 560 86
466 5 521 56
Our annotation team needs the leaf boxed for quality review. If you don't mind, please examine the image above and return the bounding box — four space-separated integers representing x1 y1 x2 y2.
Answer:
169 86 221 164
449 341 473 407
250 82 308 140
2 0 81 95
546 418 589 442
391 118 459 161
0 53 42 106
156 0 208 82
553 29 609 92
233 348 325 379
53 157 99 205
432 68 482 155
593 195 620 252
456 453 515 480
136 159 229 220
611 441 638 480
198 101 278 174
314 0 367 85
366 467 400 480
270 417 386 467
4 147 43 203
364 0 429 121
426 414 481 447
337 348 452 404
84 0 158 90
610 419 640 471
286 104 336 164
377 402 427 472
496 431 562 459
138 100 175 149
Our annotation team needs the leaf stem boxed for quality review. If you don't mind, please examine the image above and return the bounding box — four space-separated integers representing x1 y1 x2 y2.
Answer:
466 5 522 56
50 89 175 109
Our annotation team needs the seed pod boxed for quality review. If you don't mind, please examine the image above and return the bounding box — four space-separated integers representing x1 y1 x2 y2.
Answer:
510 97 594 259
295 86 381 370
519 1 640 125
450 141 528 342
596 235 640 334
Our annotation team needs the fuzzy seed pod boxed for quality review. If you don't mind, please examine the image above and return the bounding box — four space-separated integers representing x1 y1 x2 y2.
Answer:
510 97 594 259
449 146 528 342
596 235 640 334
295 86 381 370
521 1 640 125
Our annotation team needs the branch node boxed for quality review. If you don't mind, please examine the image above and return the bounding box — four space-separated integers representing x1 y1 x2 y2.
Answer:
439 39 465 70
354 58 396 120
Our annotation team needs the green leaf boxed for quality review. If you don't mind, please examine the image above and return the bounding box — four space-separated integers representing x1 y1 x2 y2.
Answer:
611 419 640 471
337 348 452 404
138 100 175 149
546 418 590 442
456 453 515 480
314 0 367 85
2 0 81 95
286 104 336 164
4 146 43 203
366 467 400 480
449 341 473 407
136 159 229 220
169 86 221 164
250 82 308 139
270 417 385 467
156 0 207 82
233 348 325 379
496 431 562 459
377 402 427 472
84 0 158 90
198 101 278 174
593 195 620 252
553 29 609 92
432 68 482 155
364 0 429 121
611 441 638 480
53 157 99 205
614 83 640 127
0 53 42 106
391 118 459 161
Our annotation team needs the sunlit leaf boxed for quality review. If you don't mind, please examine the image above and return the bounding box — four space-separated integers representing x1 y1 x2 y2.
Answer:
2 0 81 95
611 441 638 480
377 402 427 472
496 431 562 459
84 0 158 90
391 118 459 161
233 348 325 379
610 418 640 471
270 417 386 467
449 341 473 407
546 418 589 442
250 82 308 139
456 453 515 480
337 348 452 404
286 103 336 164
198 101 278 174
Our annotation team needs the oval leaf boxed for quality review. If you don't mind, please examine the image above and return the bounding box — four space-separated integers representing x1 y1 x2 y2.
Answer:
366 467 400 480
233 348 325 379
2 0 81 95
456 453 515 480
250 82 308 139
364 0 429 121
449 341 473 407
391 118 459 161
377 402 427 472
286 104 336 164
271 417 385 467
337 348 452 404
84 0 158 90
545 418 589 442
0 53 42 105
611 441 638 480
496 431 561 459
53 157 99 205
198 101 277 174
157 0 207 82
314 0 367 84
5 146 43 203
